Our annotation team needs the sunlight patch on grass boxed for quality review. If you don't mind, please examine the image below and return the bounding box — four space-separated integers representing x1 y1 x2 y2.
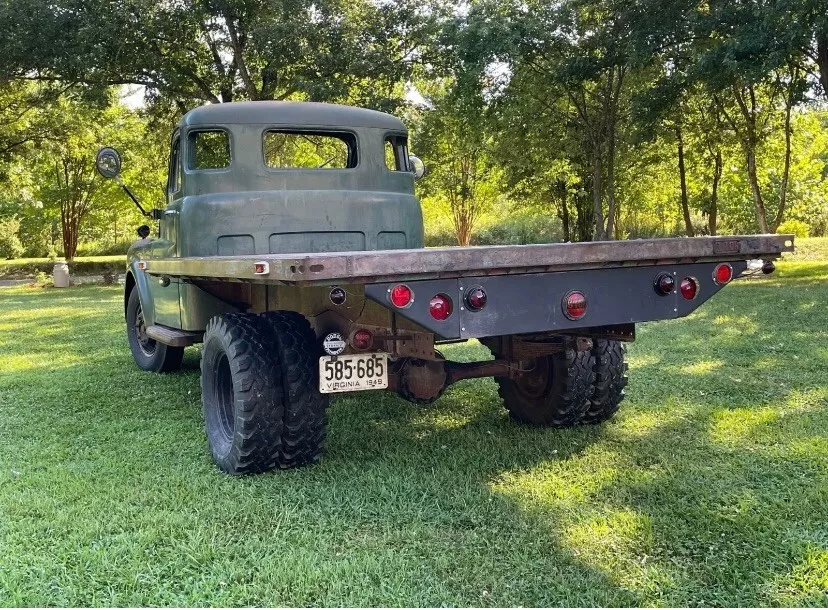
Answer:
708 388 828 450
711 314 759 335
680 359 724 375
626 353 661 369
770 547 828 606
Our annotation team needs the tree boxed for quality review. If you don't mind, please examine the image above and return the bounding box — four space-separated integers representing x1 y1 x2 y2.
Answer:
0 0 436 109
32 98 159 260
413 82 500 246
0 80 69 160
0 216 23 258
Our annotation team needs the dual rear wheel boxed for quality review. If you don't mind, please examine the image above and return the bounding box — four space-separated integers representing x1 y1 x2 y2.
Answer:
126 291 328 475
496 339 628 427
200 312 329 475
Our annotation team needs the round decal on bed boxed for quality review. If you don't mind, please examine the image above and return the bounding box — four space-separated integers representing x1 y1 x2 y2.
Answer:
322 332 347 356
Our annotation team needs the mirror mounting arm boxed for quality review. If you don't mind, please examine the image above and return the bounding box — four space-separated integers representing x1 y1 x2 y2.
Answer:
114 175 155 219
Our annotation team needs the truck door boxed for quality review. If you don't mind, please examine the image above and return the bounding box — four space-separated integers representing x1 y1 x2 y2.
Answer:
148 131 183 328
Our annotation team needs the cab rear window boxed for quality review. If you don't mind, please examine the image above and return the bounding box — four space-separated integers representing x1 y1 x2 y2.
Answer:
189 130 231 170
264 130 357 169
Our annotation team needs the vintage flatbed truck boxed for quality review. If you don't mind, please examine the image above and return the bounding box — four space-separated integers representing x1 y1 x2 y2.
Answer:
95 101 794 475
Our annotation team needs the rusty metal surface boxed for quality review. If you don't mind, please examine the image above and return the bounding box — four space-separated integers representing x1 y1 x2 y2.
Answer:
142 234 794 285
145 324 203 347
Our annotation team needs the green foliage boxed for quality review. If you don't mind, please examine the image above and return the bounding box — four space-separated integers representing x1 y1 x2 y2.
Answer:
413 79 502 245
0 216 24 259
0 0 436 109
0 255 123 279
777 219 810 238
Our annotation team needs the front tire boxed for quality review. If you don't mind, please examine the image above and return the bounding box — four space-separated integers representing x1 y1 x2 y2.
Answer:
126 288 184 373
496 346 595 426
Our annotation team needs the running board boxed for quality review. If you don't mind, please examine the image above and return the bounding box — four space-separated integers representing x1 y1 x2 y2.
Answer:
146 325 203 347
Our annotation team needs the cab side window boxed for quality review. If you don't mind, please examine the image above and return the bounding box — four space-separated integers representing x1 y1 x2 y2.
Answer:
384 135 409 171
168 136 181 194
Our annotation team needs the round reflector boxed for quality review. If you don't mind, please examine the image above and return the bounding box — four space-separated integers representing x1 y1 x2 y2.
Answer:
352 329 373 350
563 291 587 320
389 284 413 308
654 273 675 296
465 287 487 311
429 294 453 320
680 277 699 300
713 263 733 285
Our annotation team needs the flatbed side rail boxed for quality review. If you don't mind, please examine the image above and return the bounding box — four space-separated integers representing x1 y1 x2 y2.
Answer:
142 234 794 285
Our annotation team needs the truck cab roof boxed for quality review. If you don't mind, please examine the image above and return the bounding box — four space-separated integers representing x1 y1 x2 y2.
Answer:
180 101 408 131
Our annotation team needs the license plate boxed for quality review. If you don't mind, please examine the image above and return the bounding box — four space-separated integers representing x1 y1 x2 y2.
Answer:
318 353 388 394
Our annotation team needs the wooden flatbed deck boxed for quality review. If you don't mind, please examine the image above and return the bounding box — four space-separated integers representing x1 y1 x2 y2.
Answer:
141 235 794 285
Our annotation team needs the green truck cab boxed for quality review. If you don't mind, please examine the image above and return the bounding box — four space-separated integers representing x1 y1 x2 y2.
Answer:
97 101 793 475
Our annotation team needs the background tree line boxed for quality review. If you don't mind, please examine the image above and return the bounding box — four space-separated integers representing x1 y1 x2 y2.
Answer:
0 0 826 258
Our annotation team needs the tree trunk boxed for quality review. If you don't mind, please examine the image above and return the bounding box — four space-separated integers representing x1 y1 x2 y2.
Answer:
61 202 79 261
773 79 795 232
605 144 617 240
746 148 770 233
592 149 605 240
604 122 618 240
556 181 571 242
676 125 694 237
709 149 721 236
817 33 828 100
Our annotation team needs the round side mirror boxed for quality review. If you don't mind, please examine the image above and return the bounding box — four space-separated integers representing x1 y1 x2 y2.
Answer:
96 147 122 179
136 225 150 239
408 154 426 180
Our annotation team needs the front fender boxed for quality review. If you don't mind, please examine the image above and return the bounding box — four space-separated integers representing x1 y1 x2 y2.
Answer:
126 238 166 326
124 263 157 326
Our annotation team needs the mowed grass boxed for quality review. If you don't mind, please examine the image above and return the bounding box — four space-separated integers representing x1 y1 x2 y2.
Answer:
0 258 827 606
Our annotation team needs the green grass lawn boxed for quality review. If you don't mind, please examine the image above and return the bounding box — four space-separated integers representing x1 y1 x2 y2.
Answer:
1 258 827 606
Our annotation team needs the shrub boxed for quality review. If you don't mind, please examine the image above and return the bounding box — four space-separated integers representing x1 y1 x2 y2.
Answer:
75 239 133 257
0 257 124 279
0 217 24 259
777 219 810 238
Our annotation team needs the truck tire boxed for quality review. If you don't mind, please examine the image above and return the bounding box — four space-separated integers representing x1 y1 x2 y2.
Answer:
126 288 184 373
201 313 284 474
580 339 628 425
496 347 595 426
261 311 329 468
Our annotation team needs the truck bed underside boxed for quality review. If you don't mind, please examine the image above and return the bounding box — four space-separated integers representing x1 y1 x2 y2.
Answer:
141 235 793 285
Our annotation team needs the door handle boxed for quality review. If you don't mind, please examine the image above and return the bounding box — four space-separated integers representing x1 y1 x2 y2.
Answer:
164 210 179 216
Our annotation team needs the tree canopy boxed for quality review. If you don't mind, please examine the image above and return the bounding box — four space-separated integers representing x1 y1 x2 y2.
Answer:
0 0 826 255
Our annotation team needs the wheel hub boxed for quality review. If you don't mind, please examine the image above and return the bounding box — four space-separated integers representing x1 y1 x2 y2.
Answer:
134 306 157 356
514 358 550 399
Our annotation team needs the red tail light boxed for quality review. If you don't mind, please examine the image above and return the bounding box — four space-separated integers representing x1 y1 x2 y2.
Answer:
654 273 675 295
713 263 733 285
389 284 413 308
680 277 699 300
465 287 487 311
352 329 373 350
563 291 587 320
429 294 453 320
